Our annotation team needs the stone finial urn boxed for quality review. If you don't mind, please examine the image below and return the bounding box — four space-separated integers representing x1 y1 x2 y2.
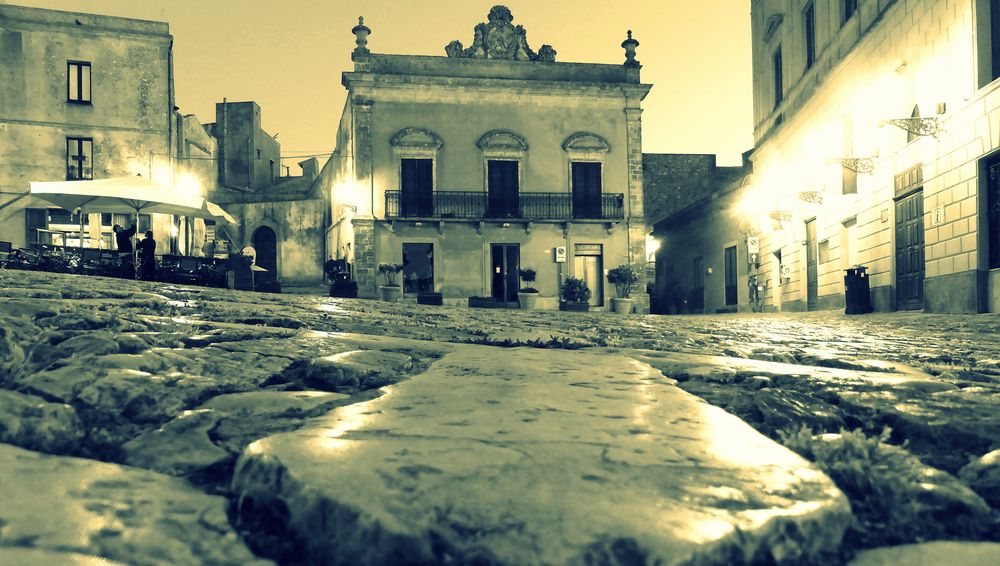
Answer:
352 16 371 60
621 30 640 68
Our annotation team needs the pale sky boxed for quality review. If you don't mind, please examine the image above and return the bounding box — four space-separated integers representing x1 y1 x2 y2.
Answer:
12 0 754 170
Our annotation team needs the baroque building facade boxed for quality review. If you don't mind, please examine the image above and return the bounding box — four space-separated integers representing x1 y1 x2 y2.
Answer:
659 0 1000 314
323 6 652 310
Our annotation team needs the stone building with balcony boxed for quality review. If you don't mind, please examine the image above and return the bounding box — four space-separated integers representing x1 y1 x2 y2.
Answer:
323 6 652 310
656 0 1000 314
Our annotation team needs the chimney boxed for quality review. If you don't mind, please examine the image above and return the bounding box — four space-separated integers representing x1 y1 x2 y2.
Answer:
299 157 319 180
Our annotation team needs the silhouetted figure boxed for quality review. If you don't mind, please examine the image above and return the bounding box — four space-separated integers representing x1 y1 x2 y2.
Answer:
113 223 136 254
137 230 157 281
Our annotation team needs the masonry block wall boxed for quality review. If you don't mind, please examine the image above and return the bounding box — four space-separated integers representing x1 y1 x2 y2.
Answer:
748 0 997 313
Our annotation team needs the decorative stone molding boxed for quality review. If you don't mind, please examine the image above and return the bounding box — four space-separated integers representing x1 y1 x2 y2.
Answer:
390 128 443 150
763 14 784 43
562 132 611 153
445 5 556 62
477 129 528 152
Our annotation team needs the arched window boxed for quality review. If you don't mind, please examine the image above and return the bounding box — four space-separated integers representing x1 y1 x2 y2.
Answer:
563 132 610 219
477 130 528 218
390 128 443 217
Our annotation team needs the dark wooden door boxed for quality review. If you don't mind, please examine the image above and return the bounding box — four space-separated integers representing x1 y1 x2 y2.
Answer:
487 160 519 218
895 190 925 310
252 226 277 273
805 219 818 310
691 255 705 310
989 159 1000 269
724 245 738 306
490 244 520 303
572 162 601 219
401 158 433 217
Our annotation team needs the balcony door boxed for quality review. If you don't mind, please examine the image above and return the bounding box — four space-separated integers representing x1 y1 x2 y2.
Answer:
572 162 602 219
401 158 433 217
490 243 520 303
487 160 519 218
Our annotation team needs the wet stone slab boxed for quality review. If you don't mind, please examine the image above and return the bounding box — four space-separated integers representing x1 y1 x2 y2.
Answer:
233 346 851 565
0 443 268 565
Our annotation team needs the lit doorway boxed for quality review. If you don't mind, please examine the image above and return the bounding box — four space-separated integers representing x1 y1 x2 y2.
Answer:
573 243 603 307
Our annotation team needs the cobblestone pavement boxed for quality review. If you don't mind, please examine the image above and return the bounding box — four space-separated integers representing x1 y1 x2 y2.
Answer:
1 269 999 564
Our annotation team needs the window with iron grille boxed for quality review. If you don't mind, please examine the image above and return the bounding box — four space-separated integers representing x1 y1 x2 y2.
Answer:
66 137 93 180
67 61 91 104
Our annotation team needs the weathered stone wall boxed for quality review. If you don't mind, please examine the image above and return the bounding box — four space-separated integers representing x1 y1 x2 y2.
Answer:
0 5 172 247
747 0 991 313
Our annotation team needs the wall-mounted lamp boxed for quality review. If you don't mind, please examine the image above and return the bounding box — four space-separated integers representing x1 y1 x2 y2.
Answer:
880 116 940 138
797 191 824 204
835 152 879 174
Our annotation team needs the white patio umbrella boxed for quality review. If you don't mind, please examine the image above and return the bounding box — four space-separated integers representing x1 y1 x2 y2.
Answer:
29 175 237 275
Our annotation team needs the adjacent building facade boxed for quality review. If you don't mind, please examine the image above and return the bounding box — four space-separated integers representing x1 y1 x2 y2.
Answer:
324 6 652 309
657 0 1000 314
0 4 175 250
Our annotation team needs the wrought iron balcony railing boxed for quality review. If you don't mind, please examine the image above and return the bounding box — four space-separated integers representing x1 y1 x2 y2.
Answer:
385 191 624 220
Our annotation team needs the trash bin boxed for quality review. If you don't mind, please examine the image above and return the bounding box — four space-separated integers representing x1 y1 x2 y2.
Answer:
844 266 873 314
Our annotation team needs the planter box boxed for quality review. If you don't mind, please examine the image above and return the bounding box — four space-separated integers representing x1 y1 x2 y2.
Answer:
518 292 539 310
417 292 443 305
610 297 635 314
379 285 403 302
330 280 358 298
559 301 589 312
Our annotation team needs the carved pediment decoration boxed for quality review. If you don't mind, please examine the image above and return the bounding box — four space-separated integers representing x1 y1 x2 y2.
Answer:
477 129 528 151
763 14 784 43
562 132 611 153
390 127 443 150
445 5 556 62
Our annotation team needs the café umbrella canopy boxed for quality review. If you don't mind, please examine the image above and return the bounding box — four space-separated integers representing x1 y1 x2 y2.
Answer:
28 175 237 273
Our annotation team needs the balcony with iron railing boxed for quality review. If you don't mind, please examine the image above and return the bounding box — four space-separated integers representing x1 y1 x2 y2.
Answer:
384 191 625 221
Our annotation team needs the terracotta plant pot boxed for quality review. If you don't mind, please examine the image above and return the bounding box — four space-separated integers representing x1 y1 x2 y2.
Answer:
518 292 539 310
611 297 635 314
379 285 402 302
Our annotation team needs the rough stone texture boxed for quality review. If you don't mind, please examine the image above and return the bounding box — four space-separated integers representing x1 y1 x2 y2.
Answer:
0 443 268 565
121 409 229 476
304 349 414 391
233 347 851 565
960 449 1000 508
0 547 128 566
0 389 83 453
848 542 1000 566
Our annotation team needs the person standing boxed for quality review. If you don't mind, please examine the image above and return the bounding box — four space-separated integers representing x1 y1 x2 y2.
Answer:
113 223 136 276
137 230 157 281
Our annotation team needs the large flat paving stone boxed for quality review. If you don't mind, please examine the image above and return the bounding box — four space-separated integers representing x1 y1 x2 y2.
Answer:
233 346 851 565
0 443 268 565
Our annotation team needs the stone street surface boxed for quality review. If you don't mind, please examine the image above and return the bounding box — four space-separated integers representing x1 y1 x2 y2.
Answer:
1 270 999 564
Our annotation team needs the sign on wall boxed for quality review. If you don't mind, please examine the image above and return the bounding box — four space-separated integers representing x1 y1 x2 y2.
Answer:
780 263 791 279
554 246 567 263
747 236 759 254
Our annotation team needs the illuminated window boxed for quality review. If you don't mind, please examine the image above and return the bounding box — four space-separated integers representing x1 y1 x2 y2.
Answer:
66 137 93 180
67 61 91 104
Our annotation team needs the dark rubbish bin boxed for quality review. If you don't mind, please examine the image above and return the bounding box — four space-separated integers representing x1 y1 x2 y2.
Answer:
844 266 873 314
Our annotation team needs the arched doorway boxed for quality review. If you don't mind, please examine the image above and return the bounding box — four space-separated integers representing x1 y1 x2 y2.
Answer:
251 226 277 274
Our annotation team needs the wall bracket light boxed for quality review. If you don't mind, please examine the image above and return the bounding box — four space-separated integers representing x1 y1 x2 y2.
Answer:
838 155 878 174
797 191 824 204
880 116 940 138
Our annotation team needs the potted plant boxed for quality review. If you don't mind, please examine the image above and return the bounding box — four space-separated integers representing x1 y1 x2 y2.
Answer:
377 262 404 302
607 264 640 314
225 252 254 291
517 267 539 310
559 276 591 312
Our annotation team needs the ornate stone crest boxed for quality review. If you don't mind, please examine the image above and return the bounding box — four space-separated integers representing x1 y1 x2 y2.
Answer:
445 5 556 62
